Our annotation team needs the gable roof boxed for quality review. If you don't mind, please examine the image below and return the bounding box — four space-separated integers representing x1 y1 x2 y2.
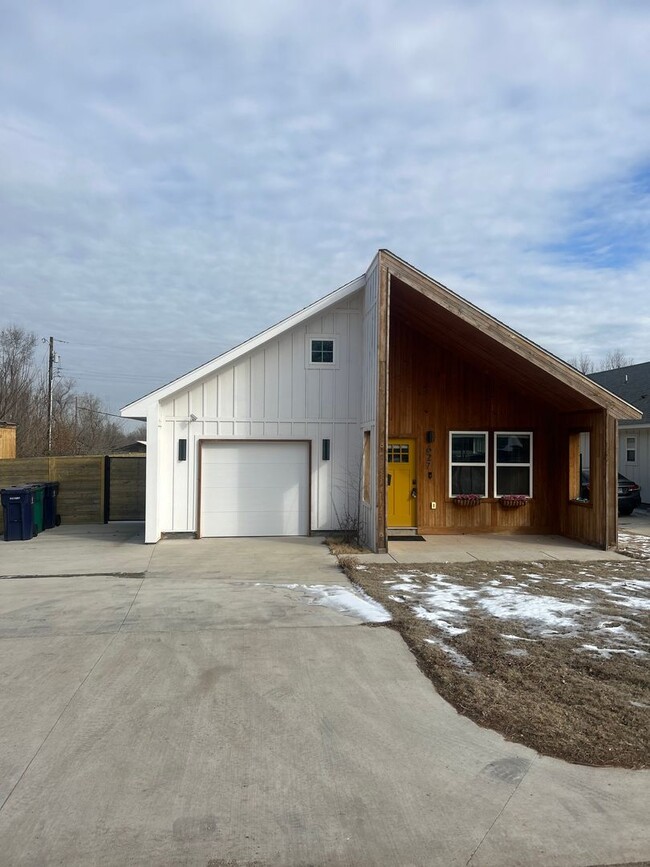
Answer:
380 250 642 421
121 273 365 417
589 362 650 425
122 249 642 422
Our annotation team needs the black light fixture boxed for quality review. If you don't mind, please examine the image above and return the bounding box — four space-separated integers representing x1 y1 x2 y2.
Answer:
426 430 434 443
178 439 187 461
322 439 330 461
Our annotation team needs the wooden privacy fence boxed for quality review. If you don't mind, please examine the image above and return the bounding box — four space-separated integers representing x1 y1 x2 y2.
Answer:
0 455 145 530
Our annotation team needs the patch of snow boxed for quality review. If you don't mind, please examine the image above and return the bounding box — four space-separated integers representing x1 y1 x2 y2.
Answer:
578 644 647 659
596 621 637 641
355 565 368 571
413 606 467 635
501 633 535 642
572 579 650 610
500 574 515 580
389 582 420 592
301 585 391 623
505 648 528 657
264 583 391 623
424 637 473 669
479 588 589 628
630 700 650 708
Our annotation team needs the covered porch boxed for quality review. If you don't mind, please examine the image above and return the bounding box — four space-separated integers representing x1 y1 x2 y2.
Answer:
374 251 639 552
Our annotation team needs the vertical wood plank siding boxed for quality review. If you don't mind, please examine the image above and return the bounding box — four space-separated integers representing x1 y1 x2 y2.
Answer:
557 409 614 548
158 294 364 535
388 316 561 535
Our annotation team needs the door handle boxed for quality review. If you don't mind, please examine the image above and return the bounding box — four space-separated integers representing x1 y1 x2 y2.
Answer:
411 487 417 498
387 474 392 486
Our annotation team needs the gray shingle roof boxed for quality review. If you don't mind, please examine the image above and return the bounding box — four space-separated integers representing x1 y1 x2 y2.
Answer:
589 362 650 425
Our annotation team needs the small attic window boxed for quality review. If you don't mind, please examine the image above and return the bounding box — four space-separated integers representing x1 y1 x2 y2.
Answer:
307 336 337 368
311 339 334 363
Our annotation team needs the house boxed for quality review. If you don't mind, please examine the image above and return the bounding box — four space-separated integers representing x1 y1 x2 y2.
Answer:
0 421 17 459
589 362 649 504
121 250 641 550
112 440 147 454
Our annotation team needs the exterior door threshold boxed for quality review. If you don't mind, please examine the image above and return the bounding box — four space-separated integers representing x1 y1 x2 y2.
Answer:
387 527 419 537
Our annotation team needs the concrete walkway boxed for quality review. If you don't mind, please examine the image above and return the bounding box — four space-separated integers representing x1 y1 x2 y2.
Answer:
0 527 648 866
354 532 632 565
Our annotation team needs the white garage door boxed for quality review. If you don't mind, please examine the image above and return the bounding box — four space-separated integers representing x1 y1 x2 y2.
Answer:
200 441 310 537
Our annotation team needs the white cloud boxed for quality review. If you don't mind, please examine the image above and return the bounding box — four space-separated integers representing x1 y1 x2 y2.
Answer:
0 0 648 408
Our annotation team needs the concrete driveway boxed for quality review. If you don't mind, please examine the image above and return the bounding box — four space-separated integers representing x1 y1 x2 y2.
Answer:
0 526 648 866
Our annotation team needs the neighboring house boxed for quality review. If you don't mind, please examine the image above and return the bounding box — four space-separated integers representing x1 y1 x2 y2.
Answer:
589 362 649 504
121 250 640 550
0 422 17 459
112 440 147 454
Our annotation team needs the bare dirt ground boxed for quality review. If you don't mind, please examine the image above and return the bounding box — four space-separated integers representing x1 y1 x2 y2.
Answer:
340 556 650 769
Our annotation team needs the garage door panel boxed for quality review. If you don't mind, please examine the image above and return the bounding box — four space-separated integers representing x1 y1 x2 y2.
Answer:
200 442 309 537
202 463 304 489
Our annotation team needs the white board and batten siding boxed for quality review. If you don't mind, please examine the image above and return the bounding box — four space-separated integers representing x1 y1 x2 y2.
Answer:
157 294 364 537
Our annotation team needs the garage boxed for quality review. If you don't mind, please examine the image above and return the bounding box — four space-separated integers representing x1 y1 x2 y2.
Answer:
199 441 310 537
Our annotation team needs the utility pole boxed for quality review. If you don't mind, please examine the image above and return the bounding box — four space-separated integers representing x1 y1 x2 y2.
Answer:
47 336 54 454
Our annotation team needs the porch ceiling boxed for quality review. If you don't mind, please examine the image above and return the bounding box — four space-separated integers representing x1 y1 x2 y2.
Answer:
389 279 599 414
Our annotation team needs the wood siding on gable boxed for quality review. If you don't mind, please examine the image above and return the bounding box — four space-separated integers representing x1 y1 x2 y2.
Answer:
388 316 561 534
158 295 363 535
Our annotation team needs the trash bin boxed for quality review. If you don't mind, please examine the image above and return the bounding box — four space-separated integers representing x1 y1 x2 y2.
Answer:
30 483 45 534
1 486 36 541
41 481 60 529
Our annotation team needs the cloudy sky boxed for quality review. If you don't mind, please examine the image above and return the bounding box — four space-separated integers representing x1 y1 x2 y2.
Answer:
1 0 649 422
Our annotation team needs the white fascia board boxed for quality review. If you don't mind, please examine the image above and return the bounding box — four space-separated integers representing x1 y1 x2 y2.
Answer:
121 274 365 417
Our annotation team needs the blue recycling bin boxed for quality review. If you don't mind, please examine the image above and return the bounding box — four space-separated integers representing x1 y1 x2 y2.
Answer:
1 486 36 541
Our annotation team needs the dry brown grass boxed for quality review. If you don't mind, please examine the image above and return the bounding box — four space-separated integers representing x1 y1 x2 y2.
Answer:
341 558 650 769
324 536 369 555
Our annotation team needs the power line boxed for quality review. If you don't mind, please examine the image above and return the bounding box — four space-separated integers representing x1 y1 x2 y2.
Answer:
76 405 129 420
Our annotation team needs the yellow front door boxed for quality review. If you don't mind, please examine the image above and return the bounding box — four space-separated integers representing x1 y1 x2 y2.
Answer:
387 439 417 527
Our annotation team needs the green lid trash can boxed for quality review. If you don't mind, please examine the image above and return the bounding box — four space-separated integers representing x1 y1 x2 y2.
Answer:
30 484 45 534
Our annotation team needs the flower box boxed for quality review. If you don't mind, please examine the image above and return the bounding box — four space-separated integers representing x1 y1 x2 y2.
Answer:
453 494 481 507
499 495 528 509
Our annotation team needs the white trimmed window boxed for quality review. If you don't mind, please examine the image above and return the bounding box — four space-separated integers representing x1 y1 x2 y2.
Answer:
449 432 487 497
626 435 637 464
306 336 337 368
494 432 532 497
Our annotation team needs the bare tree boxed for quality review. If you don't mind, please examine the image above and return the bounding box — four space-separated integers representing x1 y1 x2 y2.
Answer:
0 324 144 457
601 350 634 370
568 353 595 374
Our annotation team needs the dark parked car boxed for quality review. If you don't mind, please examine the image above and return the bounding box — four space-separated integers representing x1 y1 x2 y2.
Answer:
580 471 642 516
